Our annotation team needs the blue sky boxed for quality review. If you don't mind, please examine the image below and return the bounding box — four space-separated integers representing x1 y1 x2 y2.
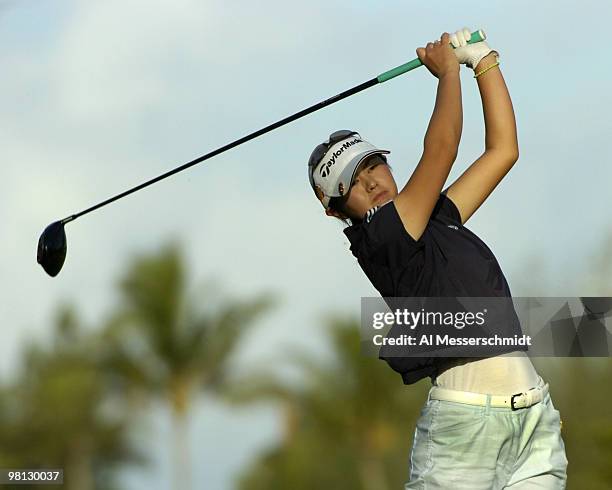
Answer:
2 1 611 488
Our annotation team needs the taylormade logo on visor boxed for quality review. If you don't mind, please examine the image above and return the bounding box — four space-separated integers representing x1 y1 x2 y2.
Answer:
319 137 362 178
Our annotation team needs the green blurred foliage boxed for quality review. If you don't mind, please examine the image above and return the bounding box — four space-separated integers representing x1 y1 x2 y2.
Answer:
0 306 146 490
230 316 430 490
534 358 612 489
0 243 275 490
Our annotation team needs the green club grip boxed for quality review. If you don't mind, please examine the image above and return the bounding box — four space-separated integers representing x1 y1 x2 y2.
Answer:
377 29 486 83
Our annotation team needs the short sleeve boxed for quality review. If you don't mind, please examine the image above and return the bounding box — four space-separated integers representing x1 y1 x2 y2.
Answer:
343 201 425 297
363 201 416 247
433 191 462 224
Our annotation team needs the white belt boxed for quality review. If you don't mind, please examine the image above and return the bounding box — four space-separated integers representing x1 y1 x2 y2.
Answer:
430 381 549 410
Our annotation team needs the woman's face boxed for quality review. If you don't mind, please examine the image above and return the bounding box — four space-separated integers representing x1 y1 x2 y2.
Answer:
334 157 398 220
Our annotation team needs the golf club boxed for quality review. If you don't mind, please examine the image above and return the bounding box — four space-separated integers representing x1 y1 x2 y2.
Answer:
37 29 486 277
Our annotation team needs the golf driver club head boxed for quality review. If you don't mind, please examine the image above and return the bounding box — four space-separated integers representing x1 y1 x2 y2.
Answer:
37 221 67 277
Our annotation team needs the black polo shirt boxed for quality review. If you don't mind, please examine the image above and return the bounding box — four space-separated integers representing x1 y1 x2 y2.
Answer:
343 192 526 384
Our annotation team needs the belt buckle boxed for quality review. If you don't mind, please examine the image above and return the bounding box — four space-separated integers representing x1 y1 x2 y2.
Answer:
510 392 524 410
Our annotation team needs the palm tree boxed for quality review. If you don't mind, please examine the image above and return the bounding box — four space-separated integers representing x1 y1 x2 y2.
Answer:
97 242 275 490
0 305 146 490
226 315 430 490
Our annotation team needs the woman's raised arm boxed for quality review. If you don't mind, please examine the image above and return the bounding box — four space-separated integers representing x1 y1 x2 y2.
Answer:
444 52 520 224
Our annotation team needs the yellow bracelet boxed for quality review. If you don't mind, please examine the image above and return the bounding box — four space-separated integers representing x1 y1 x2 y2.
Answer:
474 61 500 79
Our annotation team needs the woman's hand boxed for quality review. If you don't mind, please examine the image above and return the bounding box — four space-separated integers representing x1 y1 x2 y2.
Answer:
416 32 459 79
449 27 498 70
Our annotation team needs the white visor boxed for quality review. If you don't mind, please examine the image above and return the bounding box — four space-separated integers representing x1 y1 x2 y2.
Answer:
311 134 390 208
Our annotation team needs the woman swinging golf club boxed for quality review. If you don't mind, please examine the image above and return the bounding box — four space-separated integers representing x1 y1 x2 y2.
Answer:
308 28 568 489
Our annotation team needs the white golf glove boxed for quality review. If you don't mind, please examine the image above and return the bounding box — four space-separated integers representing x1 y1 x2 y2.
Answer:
450 27 498 70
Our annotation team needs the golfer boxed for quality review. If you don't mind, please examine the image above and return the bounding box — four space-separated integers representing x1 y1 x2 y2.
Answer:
307 29 568 489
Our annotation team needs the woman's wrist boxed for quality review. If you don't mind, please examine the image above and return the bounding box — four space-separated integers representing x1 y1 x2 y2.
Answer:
438 69 460 80
473 52 499 73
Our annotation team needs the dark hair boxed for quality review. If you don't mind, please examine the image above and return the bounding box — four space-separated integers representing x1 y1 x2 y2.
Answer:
328 195 356 226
